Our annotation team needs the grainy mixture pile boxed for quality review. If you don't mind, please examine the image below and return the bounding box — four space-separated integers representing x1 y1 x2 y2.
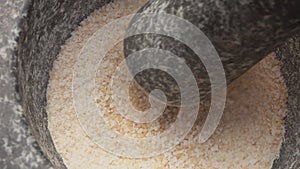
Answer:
47 0 287 168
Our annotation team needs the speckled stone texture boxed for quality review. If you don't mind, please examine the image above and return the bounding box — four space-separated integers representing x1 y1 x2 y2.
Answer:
272 34 300 169
11 0 300 169
0 1 53 169
124 0 300 104
16 0 113 168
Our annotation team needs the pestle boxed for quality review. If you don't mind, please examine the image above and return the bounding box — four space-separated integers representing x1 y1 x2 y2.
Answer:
124 0 300 105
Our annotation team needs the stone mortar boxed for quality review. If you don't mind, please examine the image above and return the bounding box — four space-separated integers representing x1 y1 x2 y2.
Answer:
13 0 299 168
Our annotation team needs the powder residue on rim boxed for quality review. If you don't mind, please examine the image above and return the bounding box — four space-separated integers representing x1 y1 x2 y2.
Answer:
46 0 287 168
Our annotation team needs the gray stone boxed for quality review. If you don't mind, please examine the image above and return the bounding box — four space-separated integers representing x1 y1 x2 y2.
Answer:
15 1 113 168
0 0 53 168
124 0 300 105
0 0 297 168
272 34 300 169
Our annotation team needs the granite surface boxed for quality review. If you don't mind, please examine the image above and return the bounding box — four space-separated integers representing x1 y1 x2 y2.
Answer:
1 0 299 169
272 34 300 169
124 0 300 105
16 0 112 168
0 0 52 169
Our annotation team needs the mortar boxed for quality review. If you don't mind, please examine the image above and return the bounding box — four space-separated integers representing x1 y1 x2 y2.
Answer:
15 0 299 168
